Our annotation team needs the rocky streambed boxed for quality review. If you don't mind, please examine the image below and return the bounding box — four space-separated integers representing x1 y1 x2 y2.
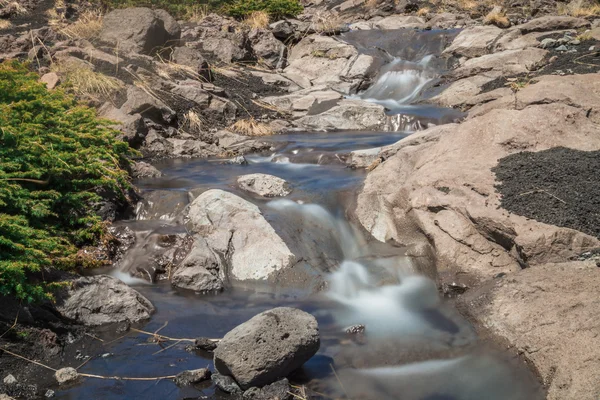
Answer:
2 1 600 399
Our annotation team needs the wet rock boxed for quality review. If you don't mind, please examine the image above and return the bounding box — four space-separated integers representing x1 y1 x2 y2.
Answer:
194 337 219 351
54 368 78 385
518 16 590 34
130 161 162 179
243 378 292 400
3 375 16 385
212 372 242 394
460 261 600 399
187 190 296 281
237 174 292 197
294 99 387 131
171 237 224 293
214 307 320 390
174 368 211 386
40 73 60 90
56 275 154 326
224 155 249 165
136 189 189 220
120 86 176 125
100 8 181 54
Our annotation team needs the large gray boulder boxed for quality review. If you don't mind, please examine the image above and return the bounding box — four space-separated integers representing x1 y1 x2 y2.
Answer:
214 307 320 389
187 190 296 281
56 275 154 326
237 174 292 197
249 28 285 69
518 15 590 33
120 86 176 124
100 8 181 55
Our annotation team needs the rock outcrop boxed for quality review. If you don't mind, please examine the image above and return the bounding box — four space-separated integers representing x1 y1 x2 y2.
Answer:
56 275 154 326
214 307 320 389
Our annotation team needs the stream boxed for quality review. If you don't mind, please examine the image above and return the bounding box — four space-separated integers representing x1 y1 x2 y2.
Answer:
56 28 543 400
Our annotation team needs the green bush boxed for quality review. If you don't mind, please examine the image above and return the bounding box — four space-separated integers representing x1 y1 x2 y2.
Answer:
0 61 134 303
226 0 303 19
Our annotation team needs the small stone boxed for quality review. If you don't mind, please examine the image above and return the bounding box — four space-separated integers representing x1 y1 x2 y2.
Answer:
243 378 292 400
55 367 79 385
3 374 17 385
539 38 556 49
101 353 112 358
237 173 292 197
174 368 211 386
344 324 366 335
555 45 568 52
569 39 581 45
212 373 242 394
224 155 248 165
45 389 55 398
40 73 60 90
194 337 218 351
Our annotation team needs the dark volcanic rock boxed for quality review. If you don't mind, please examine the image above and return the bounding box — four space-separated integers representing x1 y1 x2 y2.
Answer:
243 378 292 400
174 368 211 386
213 307 320 390
493 147 600 238
212 372 242 394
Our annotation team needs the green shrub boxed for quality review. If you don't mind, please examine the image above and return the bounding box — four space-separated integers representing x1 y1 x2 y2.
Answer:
0 61 134 303
226 0 303 19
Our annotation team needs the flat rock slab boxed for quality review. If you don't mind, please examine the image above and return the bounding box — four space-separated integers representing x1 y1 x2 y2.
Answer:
214 307 320 390
237 174 292 197
460 261 600 400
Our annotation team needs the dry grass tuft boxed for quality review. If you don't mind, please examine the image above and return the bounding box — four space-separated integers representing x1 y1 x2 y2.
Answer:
1 1 28 16
52 61 122 97
60 10 104 40
416 7 430 17
484 11 510 28
184 110 204 132
230 118 274 136
0 19 11 30
558 0 600 17
156 56 205 81
243 11 270 29
184 4 209 22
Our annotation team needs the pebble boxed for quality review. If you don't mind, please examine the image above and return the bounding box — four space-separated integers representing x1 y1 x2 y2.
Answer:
3 374 17 385
45 390 55 398
55 368 79 385
555 45 568 52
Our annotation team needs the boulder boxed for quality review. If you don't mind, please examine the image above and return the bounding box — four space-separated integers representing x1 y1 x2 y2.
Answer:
171 237 224 293
120 86 176 124
187 190 296 281
460 261 600 400
237 174 292 197
171 46 209 78
214 307 320 390
270 20 295 41
56 275 155 326
249 28 286 69
293 99 387 131
55 368 78 385
130 161 162 179
98 103 147 147
451 48 547 79
100 8 181 54
518 15 590 33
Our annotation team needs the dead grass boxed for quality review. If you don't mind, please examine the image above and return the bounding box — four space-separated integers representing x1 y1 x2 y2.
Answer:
60 9 104 40
243 11 270 29
52 61 122 97
484 10 510 28
230 118 274 136
183 110 204 132
416 7 430 17
557 0 600 17
184 4 209 22
0 19 11 30
156 55 205 81
0 1 28 16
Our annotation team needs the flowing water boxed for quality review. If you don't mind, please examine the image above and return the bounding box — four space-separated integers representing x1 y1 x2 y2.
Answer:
56 29 543 399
